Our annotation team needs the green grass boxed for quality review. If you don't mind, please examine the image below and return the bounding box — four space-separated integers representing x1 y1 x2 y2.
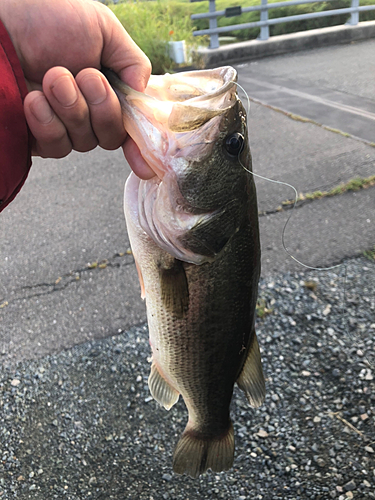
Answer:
282 175 375 206
256 298 273 318
364 246 375 262
108 1 206 73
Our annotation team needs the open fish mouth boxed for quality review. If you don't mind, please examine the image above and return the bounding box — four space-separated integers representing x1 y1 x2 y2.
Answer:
103 67 238 179
104 66 245 265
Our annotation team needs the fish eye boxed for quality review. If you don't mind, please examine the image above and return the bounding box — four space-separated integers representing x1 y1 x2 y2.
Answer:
224 132 244 157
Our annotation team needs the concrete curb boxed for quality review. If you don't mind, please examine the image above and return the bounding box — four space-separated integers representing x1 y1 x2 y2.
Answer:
196 20 375 67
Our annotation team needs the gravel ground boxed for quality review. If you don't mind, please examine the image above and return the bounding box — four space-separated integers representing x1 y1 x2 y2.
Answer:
0 256 374 500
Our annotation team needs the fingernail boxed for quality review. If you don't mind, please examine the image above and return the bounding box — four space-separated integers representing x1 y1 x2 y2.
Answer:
51 75 78 107
81 75 107 105
30 95 54 124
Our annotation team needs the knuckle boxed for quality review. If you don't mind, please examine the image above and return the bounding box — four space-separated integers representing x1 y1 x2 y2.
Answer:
95 123 123 148
72 138 98 153
44 127 68 146
99 141 118 151
64 107 90 128
39 142 72 159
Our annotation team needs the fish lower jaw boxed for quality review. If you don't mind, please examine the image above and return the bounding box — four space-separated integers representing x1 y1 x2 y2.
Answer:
138 189 215 265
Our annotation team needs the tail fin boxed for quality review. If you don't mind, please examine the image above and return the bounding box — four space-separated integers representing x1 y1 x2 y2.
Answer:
173 421 234 478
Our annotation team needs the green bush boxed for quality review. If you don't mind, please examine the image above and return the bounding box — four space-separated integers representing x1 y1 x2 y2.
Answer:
109 1 205 74
190 0 375 41
108 0 375 71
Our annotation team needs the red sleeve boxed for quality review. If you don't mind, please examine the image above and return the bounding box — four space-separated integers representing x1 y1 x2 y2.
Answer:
0 18 32 213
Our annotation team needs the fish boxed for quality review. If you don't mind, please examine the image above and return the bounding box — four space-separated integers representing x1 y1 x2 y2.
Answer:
103 66 265 478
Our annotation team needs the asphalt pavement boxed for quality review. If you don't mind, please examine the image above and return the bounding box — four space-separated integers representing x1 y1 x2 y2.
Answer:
0 38 374 499
2 39 374 364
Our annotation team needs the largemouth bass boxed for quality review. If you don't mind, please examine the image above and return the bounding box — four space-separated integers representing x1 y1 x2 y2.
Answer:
104 67 265 478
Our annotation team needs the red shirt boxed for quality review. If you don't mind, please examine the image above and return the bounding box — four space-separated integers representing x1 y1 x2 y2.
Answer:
0 18 32 213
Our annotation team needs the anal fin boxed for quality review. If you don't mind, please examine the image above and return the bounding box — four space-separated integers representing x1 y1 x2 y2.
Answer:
237 331 265 408
148 362 179 411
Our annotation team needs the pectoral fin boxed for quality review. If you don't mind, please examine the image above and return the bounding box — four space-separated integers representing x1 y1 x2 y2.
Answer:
237 331 265 408
159 259 189 319
148 362 179 411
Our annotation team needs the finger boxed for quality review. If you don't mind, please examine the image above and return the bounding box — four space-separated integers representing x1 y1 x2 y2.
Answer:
76 68 126 150
118 56 152 93
122 137 155 180
24 91 73 158
97 3 152 92
42 67 98 152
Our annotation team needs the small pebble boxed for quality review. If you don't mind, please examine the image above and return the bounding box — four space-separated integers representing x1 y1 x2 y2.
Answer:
343 480 356 492
0 256 373 499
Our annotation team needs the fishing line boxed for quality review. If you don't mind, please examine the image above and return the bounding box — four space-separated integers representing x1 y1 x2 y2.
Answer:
235 81 341 272
234 81 373 367
235 82 251 117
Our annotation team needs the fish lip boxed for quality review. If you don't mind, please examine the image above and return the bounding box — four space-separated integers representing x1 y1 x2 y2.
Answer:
179 66 238 104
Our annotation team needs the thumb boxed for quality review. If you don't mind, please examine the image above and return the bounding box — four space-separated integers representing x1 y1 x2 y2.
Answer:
97 4 151 92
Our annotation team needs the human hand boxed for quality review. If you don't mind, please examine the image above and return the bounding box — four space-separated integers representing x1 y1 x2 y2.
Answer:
0 0 154 178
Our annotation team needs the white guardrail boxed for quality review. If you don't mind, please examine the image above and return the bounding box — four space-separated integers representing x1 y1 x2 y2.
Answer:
190 0 375 48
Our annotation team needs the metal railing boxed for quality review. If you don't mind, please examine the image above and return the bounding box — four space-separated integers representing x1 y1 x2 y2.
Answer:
191 0 375 48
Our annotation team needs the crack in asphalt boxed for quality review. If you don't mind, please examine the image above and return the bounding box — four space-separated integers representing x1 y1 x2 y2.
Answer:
2 183 374 306
0 253 135 307
259 196 324 217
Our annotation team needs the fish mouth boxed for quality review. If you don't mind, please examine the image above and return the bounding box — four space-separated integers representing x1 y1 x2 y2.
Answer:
104 67 238 178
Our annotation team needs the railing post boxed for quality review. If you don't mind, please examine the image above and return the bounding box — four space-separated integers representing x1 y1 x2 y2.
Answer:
347 0 359 25
258 0 269 40
208 0 219 49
